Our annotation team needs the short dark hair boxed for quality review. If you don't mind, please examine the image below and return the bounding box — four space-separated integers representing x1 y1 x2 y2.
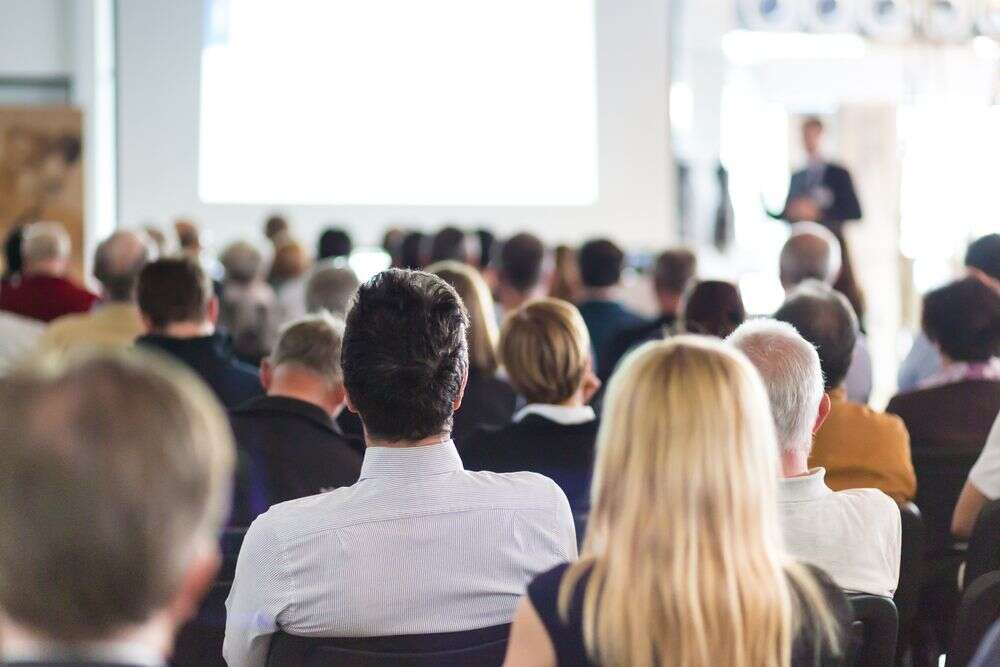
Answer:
137 258 214 329
922 276 1000 363
429 226 471 264
965 233 1000 282
341 269 469 441
774 281 858 391
400 231 427 270
682 280 745 338
476 229 497 269
578 238 625 288
318 227 353 260
654 248 697 295
499 233 546 293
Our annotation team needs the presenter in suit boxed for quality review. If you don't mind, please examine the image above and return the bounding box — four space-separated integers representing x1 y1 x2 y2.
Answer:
772 117 866 321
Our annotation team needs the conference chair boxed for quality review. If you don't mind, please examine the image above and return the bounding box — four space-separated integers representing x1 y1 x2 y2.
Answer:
964 499 1000 589
265 624 511 667
947 570 1000 667
895 502 926 665
848 594 898 667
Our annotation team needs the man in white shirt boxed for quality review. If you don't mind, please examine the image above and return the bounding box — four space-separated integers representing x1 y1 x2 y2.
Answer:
728 318 901 597
224 269 577 667
952 412 1000 538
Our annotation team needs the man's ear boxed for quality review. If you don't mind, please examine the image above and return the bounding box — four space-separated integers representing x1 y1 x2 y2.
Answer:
452 368 469 412
167 542 220 631
206 297 220 325
581 358 601 404
812 393 832 435
259 359 273 391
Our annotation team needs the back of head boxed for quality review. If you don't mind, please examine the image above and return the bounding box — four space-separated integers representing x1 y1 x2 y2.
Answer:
499 232 546 294
682 280 746 338
219 241 264 285
550 244 582 302
318 227 353 260
268 239 310 285
21 221 70 270
264 214 289 242
94 230 153 302
305 260 360 316
400 231 428 270
500 298 590 405
921 276 1000 363
342 269 469 442
174 219 201 253
774 281 858 392
654 248 697 296
475 228 497 269
429 226 473 264
427 260 499 375
779 222 842 288
578 238 625 289
0 350 234 642
137 258 214 330
727 319 824 452
271 312 346 385
965 233 1000 283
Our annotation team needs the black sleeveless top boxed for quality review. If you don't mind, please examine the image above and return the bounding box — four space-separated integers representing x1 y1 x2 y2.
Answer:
527 562 852 666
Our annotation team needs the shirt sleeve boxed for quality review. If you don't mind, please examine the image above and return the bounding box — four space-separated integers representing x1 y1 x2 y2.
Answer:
224 515 292 667
551 480 579 561
969 413 1000 500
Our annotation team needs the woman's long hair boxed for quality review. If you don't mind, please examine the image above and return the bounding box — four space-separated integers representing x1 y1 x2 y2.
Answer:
427 261 500 375
561 336 841 666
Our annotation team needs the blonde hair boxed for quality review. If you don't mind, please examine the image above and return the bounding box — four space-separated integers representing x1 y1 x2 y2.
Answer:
500 298 590 404
427 260 500 374
561 336 842 667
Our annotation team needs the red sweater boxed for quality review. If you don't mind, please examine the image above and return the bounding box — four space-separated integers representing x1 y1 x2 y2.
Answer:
0 274 99 323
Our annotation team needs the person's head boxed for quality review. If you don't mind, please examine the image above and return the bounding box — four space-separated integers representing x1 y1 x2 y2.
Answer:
427 261 500 375
382 227 405 267
3 225 24 279
802 116 824 158
550 244 582 303
575 336 841 665
399 230 428 270
267 238 310 286
261 312 347 416
429 226 476 265
341 269 469 443
921 276 1000 364
475 229 497 269
263 214 289 243
21 221 71 275
0 350 234 652
578 238 625 290
317 227 353 261
174 219 202 256
142 226 169 256
305 260 360 316
500 298 599 406
779 222 842 290
93 230 154 303
774 281 858 392
137 258 217 334
965 233 1000 284
219 241 264 286
498 232 547 300
727 319 829 456
653 248 697 315
681 280 746 338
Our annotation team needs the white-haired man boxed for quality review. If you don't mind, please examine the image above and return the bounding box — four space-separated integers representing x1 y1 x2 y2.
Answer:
728 318 901 598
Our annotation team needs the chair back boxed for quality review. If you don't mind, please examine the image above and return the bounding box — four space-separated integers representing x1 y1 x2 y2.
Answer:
895 502 925 629
912 447 982 556
965 499 1000 588
266 624 510 667
848 594 898 667
948 571 1000 667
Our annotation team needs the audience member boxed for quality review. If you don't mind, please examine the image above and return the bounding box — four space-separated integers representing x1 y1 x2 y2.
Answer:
0 221 97 322
462 298 600 515
38 230 152 354
263 213 289 246
427 261 516 441
225 270 576 667
317 226 353 260
142 225 170 256
476 228 497 270
504 336 849 666
136 258 263 408
230 313 362 527
776 282 915 502
496 232 549 315
954 412 1000 538
305 260 360 316
174 218 203 259
382 227 405 268
680 279 745 338
270 238 312 323
2 224 24 284
399 230 428 269
728 319 901 597
429 225 477 264
549 244 583 304
0 350 234 667
603 247 696 378
0 310 43 374
218 240 278 364
781 222 873 404
576 238 647 378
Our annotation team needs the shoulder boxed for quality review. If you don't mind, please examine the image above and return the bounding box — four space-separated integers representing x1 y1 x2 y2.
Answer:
833 400 908 438
462 468 571 511
830 488 901 524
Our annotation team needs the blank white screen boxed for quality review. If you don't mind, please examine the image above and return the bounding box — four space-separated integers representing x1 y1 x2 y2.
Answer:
199 0 599 206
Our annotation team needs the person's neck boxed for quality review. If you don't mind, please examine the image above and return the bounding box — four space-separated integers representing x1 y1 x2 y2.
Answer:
0 614 172 662
268 369 343 419
656 292 681 318
156 320 214 338
365 431 451 449
780 448 811 478
24 261 65 278
582 286 617 302
499 285 542 312
555 389 586 408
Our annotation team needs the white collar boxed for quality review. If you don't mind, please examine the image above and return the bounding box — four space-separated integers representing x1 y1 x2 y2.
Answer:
778 468 832 503
513 404 596 426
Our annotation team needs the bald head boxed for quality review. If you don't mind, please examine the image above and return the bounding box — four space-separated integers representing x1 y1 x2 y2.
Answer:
94 231 153 302
779 222 842 290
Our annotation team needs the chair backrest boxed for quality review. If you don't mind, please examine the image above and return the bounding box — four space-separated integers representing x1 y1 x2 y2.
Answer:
848 594 899 667
912 447 982 556
948 570 1000 667
266 624 511 667
965 500 1000 588
895 502 926 628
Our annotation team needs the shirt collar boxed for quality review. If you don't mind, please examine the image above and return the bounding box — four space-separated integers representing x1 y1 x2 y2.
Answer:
920 358 1000 390
827 387 848 404
359 439 464 481
778 468 832 503
513 404 596 426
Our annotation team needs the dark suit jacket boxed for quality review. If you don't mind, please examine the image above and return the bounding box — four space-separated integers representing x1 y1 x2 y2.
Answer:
461 414 599 514
452 369 517 444
229 395 362 526
4 661 162 667
136 333 263 409
577 300 648 381
601 313 675 382
780 162 862 226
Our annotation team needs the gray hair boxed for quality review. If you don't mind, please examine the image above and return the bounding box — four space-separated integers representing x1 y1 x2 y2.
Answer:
270 312 346 385
94 231 154 302
219 241 263 285
727 318 824 453
305 260 360 316
22 221 71 266
779 222 842 288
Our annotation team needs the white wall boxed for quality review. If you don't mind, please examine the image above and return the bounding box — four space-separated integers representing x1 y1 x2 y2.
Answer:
0 0 70 77
117 0 675 252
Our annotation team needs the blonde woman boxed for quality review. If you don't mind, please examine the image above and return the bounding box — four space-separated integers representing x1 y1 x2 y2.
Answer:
503 337 850 667
427 261 516 441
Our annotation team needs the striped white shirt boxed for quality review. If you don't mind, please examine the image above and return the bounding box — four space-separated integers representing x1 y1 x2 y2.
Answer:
223 439 577 667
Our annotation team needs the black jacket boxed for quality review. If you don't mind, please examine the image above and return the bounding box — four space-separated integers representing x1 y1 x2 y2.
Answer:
452 369 517 444
778 162 862 226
